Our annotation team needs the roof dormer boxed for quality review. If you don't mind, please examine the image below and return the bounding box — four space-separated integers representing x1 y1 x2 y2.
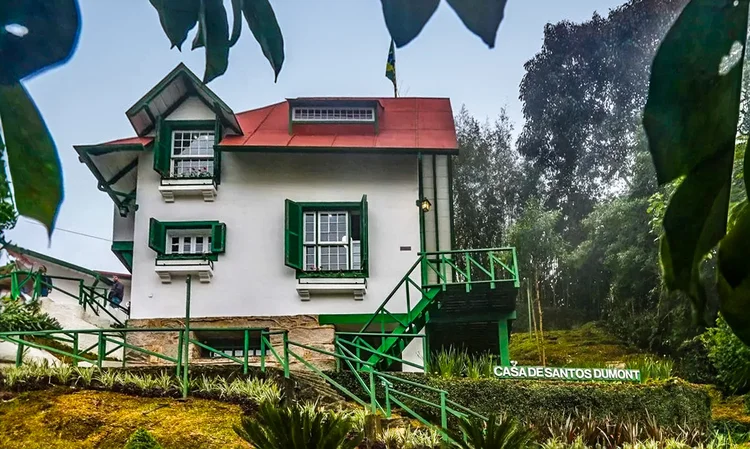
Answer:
287 98 383 135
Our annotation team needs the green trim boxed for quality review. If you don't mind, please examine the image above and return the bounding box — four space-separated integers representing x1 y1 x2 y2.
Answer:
498 318 510 366
417 154 426 284
432 155 439 252
4 242 114 286
75 143 150 156
148 219 226 259
448 156 456 249
319 313 408 326
163 120 216 130
111 241 134 273
216 145 458 155
126 63 241 136
298 201 361 210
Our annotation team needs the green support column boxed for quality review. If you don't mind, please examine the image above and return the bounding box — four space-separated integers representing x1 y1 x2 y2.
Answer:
498 317 510 366
498 311 517 366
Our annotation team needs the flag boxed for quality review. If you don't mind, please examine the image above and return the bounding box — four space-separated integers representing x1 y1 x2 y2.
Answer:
385 40 397 97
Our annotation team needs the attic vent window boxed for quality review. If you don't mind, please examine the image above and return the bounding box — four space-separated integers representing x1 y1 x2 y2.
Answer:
292 107 374 123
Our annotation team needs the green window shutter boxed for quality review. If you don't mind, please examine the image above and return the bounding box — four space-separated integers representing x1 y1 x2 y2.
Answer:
148 218 167 254
211 222 227 254
213 118 222 185
284 199 303 270
360 194 369 273
153 118 172 177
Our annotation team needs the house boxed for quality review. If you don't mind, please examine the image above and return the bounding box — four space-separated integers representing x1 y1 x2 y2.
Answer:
74 64 519 370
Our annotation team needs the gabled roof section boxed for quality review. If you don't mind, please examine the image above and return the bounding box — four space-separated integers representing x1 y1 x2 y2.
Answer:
219 97 457 153
74 137 153 217
126 63 242 136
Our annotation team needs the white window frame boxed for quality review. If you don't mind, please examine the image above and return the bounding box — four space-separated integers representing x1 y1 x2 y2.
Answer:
292 107 375 123
303 211 361 272
170 130 216 178
166 230 213 256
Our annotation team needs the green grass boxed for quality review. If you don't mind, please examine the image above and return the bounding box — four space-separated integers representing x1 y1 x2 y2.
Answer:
509 322 643 366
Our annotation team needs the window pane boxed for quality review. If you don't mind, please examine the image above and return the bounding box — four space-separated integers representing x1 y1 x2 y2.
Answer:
304 213 315 244
171 130 215 178
183 237 192 253
352 241 361 270
305 246 316 271
195 236 204 253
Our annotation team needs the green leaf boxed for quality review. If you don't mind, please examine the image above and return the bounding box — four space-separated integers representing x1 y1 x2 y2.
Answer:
229 0 243 47
242 0 285 81
0 83 63 236
192 19 204 50
0 0 80 84
149 0 200 50
718 200 750 345
200 0 230 84
445 0 507 48
643 0 749 300
380 0 440 48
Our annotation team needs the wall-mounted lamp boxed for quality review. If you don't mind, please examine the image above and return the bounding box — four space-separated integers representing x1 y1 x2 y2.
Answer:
416 197 432 213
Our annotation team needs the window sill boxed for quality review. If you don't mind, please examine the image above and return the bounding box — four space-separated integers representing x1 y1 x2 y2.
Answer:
296 270 368 279
155 257 214 283
296 277 367 301
159 178 217 202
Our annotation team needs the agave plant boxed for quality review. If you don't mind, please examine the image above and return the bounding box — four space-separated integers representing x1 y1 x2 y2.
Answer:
73 366 97 387
446 414 536 449
234 401 362 449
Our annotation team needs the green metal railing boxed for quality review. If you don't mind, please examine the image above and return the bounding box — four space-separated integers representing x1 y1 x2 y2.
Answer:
1 271 129 326
0 326 486 436
351 248 519 368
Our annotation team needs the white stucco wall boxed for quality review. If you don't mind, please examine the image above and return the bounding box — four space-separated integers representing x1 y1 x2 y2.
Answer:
112 205 135 242
130 149 422 319
165 97 215 121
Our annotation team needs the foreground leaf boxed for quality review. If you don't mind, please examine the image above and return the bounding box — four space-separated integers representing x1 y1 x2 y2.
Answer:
445 0 508 48
718 200 750 345
0 83 63 235
0 0 80 84
380 0 440 48
149 0 200 50
242 0 285 81
200 0 230 83
643 0 749 313
229 0 243 47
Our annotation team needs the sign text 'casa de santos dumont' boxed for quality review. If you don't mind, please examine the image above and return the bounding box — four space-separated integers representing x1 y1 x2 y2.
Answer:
493 365 641 382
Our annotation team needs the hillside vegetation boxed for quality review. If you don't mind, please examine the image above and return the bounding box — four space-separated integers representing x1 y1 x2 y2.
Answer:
0 389 248 449
509 322 644 366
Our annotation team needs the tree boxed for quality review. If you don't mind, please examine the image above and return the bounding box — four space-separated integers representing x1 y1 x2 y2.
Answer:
517 0 688 241
452 107 524 249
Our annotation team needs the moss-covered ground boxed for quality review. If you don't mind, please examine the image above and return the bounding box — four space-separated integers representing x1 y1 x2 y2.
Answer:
509 322 643 366
0 388 248 449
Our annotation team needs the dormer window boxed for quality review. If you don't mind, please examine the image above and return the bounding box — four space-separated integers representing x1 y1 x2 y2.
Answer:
292 107 375 123
171 130 215 178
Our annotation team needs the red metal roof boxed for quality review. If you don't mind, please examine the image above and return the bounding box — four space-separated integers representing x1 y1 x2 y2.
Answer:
102 136 153 146
94 98 457 153
220 97 457 152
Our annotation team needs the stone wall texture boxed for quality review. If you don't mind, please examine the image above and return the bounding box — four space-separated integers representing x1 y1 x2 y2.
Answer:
125 315 335 370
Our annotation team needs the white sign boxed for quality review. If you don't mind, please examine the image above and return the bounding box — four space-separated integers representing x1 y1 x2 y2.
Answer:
493 365 640 382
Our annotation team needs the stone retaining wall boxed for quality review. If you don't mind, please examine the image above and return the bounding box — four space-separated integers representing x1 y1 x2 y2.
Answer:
125 315 335 370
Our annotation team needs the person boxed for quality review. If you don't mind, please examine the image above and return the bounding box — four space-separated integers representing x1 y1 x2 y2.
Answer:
108 275 124 309
39 266 52 297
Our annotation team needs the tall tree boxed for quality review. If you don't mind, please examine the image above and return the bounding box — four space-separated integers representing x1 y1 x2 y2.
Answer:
517 0 688 241
452 107 524 249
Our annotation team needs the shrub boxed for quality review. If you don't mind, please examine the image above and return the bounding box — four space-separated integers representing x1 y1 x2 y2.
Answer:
702 315 750 394
745 394 750 415
234 401 362 449
430 347 496 379
124 429 163 449
446 414 536 449
0 299 61 332
673 336 717 384
328 372 712 433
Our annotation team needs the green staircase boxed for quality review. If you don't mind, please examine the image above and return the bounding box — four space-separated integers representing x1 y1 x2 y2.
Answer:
345 248 520 371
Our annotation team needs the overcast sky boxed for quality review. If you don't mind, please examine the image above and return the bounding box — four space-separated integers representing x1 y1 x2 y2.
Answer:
7 0 625 272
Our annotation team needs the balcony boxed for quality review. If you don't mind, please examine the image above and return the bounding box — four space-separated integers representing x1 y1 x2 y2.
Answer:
154 256 214 283
159 177 217 202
